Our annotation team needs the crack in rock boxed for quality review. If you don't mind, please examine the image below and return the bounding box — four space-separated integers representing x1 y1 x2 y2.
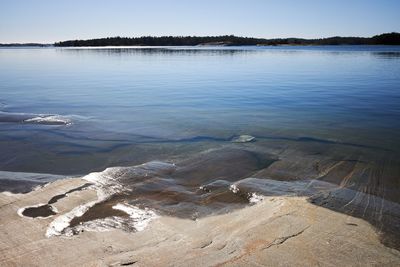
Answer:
263 226 310 249
200 240 213 249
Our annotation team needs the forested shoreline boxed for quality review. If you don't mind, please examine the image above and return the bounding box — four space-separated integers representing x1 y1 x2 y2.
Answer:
54 32 400 46
1 32 399 47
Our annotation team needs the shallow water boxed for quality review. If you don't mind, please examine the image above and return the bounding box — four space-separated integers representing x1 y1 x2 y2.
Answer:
1 46 400 247
1 46 399 173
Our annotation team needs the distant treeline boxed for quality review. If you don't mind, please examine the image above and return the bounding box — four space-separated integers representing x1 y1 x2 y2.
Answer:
54 33 400 47
1 33 399 47
0 43 51 47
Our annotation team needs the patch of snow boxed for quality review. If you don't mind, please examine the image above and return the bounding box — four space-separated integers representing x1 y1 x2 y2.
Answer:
248 193 264 204
230 184 239 194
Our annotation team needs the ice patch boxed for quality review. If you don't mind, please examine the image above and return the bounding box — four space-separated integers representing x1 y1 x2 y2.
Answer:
199 185 210 193
45 169 116 237
0 111 80 125
113 203 158 231
230 184 239 194
0 111 74 126
45 200 97 237
46 161 173 237
248 193 264 204
71 217 127 233
83 161 176 198
229 182 264 204
17 203 58 219
83 161 175 186
17 203 45 217
231 135 255 143
48 203 158 236
24 115 72 126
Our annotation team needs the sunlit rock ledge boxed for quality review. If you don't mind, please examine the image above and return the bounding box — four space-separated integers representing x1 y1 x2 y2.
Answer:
0 177 399 266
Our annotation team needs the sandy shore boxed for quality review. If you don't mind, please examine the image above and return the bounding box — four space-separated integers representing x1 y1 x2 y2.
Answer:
1 177 399 267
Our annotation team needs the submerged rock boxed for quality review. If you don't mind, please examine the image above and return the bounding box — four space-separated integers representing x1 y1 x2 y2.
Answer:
231 135 255 143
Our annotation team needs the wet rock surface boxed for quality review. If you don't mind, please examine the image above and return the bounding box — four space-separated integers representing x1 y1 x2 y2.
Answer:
1 142 400 265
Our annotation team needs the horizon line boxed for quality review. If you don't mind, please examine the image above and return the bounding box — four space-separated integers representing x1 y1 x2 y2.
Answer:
1 32 399 45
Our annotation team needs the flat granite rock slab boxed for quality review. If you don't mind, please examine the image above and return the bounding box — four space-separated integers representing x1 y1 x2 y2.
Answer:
0 178 399 267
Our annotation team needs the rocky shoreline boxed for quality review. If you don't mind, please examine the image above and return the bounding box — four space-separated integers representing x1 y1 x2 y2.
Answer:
1 177 399 266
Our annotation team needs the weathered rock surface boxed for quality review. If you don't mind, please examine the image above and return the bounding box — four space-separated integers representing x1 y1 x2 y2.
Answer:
1 178 399 266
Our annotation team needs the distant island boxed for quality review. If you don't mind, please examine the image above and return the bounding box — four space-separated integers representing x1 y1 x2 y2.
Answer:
0 43 51 47
54 32 400 47
1 33 399 47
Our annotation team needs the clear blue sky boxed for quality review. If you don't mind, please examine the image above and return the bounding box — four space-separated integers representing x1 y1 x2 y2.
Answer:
0 0 399 43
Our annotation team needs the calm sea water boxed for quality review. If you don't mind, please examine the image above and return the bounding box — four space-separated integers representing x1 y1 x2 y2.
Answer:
1 46 400 141
1 46 400 244
1 46 400 173
1 46 400 172
0 47 398 168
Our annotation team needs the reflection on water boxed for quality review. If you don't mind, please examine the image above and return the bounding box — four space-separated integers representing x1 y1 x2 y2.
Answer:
60 47 259 56
372 51 400 58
